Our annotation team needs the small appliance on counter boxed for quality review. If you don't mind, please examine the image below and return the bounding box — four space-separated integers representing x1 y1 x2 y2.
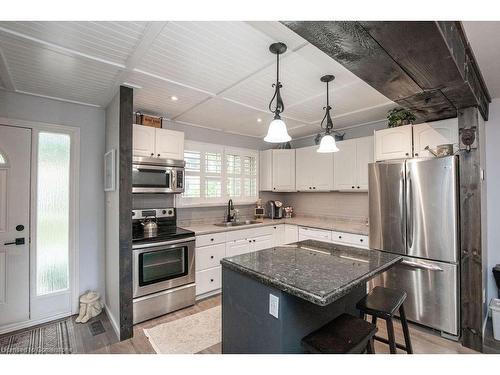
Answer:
132 207 195 324
266 200 283 219
254 199 265 220
284 206 294 218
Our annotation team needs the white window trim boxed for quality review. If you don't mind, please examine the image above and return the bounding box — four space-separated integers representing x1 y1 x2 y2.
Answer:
177 141 259 208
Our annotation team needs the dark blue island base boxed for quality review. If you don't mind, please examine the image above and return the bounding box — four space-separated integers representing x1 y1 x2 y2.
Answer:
222 267 366 354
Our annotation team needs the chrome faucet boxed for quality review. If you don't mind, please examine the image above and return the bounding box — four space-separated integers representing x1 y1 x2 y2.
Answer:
227 199 234 222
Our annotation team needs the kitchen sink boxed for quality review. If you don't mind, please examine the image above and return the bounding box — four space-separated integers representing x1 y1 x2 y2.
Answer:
214 220 261 227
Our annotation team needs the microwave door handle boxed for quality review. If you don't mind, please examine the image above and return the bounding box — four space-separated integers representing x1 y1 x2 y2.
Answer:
170 169 176 190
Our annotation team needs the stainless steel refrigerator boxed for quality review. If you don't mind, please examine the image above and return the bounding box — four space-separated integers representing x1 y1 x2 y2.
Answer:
368 156 459 336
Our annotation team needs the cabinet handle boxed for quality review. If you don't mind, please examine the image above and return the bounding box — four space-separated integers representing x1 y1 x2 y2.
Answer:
150 153 154 156
157 153 160 157
210 238 214 242
210 279 214 282
210 255 214 259
357 186 360 189
339 236 342 239
273 226 276 229
248 240 252 243
309 187 312 190
405 153 409 156
415 153 419 157
352 186 355 189
360 239 364 242
313 187 316 189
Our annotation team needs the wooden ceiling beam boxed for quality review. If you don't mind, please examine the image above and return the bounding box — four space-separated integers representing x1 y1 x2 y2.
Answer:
282 21 490 122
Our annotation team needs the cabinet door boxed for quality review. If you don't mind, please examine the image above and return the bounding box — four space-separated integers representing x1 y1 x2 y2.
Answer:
252 234 274 252
271 224 285 246
133 124 156 157
355 136 374 191
295 147 313 191
333 139 357 191
259 150 273 191
312 147 334 191
195 243 226 271
412 119 458 158
374 125 413 161
284 224 298 244
226 239 251 257
154 128 184 159
272 149 296 192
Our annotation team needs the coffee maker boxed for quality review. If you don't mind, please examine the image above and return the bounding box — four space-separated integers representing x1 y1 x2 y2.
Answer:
266 200 284 219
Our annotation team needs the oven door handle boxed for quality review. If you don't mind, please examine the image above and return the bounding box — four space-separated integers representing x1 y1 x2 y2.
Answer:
133 237 196 249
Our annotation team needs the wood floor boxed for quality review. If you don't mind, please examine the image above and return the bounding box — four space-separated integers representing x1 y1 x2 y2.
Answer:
62 294 479 354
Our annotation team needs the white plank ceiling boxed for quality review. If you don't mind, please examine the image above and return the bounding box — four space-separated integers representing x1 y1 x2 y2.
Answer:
0 21 396 139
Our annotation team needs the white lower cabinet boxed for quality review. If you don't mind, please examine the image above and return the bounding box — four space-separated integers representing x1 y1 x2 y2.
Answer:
195 224 368 298
284 224 298 244
196 267 222 296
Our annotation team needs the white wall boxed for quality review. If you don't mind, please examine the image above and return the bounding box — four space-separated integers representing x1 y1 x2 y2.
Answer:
0 90 105 297
486 98 500 303
104 92 120 337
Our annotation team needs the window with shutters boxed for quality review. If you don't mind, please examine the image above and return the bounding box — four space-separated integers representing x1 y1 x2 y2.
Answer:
178 141 258 207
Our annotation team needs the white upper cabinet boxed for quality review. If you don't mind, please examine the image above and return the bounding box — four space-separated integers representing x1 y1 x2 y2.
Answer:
295 146 334 192
132 124 184 160
271 149 296 192
155 128 184 160
374 125 413 161
259 149 273 191
132 124 156 157
412 118 458 158
355 136 374 190
333 136 373 191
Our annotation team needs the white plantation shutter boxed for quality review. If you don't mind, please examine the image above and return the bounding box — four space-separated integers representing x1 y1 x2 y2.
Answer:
179 141 258 207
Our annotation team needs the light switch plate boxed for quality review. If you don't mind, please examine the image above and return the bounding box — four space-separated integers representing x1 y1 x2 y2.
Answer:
269 294 279 319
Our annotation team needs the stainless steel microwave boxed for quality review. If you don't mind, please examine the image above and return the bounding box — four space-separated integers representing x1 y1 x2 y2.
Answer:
132 156 185 194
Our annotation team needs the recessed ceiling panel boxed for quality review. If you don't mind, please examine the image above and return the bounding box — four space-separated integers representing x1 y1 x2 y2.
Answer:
0 21 148 65
129 72 212 118
136 21 282 94
0 34 121 106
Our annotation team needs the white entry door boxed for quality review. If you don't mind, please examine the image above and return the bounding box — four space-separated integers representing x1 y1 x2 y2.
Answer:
0 125 31 326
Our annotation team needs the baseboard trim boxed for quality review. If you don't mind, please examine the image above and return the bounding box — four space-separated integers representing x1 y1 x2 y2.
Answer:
196 289 221 301
104 304 121 341
0 311 73 335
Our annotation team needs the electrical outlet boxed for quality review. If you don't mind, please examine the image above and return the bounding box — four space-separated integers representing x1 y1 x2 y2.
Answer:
269 294 279 319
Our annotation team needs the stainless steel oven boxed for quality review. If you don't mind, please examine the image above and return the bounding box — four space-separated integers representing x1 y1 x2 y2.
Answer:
132 156 185 194
133 237 195 299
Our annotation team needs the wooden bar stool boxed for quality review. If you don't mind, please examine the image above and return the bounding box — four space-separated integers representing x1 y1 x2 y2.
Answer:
301 313 378 354
356 286 413 354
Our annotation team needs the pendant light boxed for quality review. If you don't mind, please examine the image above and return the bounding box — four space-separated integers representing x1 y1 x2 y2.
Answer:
317 75 339 153
264 42 291 143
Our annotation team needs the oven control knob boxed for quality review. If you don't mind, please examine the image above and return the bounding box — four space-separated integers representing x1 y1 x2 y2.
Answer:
168 209 173 215
162 210 167 214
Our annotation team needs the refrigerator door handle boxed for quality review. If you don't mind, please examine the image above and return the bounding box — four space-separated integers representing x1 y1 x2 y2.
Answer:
401 259 444 272
400 170 406 246
406 169 413 249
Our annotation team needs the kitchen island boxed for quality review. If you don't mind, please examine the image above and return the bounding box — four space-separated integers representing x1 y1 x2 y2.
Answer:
220 240 402 353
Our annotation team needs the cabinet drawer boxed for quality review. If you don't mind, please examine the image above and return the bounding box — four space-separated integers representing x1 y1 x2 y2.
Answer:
226 227 258 242
196 243 226 271
298 227 332 242
196 266 221 296
331 231 368 248
196 232 226 247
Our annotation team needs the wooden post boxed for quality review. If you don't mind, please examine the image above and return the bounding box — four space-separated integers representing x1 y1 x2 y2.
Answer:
458 106 484 352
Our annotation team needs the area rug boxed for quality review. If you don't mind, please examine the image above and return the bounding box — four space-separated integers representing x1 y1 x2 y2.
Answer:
144 306 221 354
0 318 76 354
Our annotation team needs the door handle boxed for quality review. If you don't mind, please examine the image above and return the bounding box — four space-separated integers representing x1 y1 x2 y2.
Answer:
4 238 25 246
401 259 443 272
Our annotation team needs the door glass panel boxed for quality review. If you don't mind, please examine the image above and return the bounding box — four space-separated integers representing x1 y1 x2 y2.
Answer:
0 152 6 164
140 247 186 285
36 132 71 295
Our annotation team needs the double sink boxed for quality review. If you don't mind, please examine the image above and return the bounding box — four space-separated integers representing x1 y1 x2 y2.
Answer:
214 220 261 227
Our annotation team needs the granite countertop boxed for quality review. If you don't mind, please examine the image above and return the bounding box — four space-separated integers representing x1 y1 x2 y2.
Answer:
183 216 369 236
220 240 402 306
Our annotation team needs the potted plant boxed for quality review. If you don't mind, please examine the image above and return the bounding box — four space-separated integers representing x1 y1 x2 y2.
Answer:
386 107 416 128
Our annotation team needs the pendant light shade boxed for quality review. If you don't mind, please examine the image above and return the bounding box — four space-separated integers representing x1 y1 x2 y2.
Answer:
264 115 291 143
317 75 339 153
264 42 290 143
317 134 339 153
